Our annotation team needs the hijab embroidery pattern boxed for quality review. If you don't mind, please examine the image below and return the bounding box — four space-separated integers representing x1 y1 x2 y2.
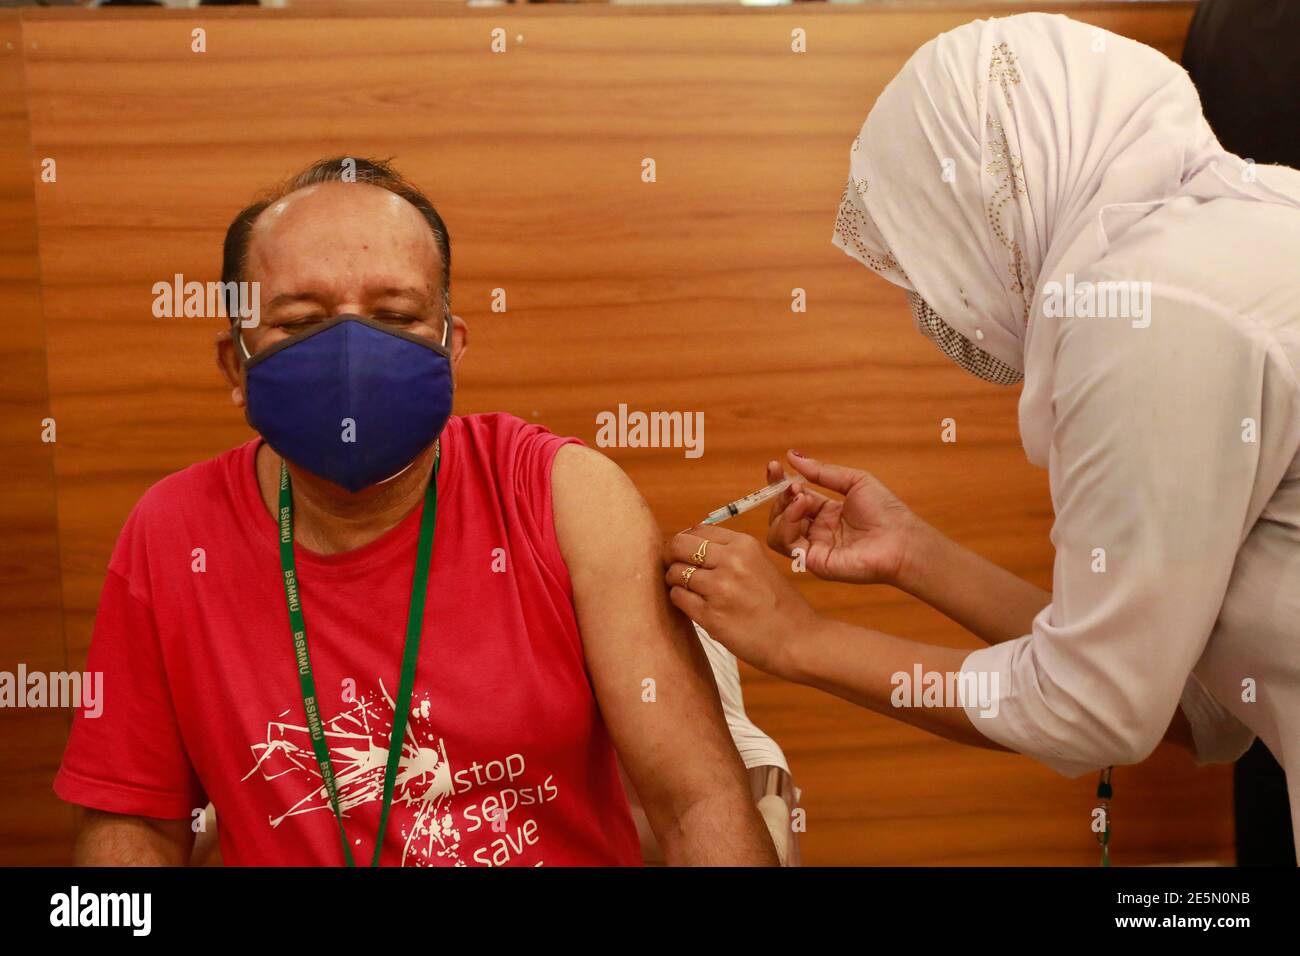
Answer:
833 179 907 281
985 113 1033 325
988 41 1021 107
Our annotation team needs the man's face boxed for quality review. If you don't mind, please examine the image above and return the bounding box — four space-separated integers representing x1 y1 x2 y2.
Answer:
219 180 466 405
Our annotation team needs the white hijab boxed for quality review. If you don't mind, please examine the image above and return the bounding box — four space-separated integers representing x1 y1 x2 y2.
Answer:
833 12 1299 466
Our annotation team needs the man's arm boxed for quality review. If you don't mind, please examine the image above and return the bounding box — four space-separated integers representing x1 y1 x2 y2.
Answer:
552 445 777 866
73 808 194 866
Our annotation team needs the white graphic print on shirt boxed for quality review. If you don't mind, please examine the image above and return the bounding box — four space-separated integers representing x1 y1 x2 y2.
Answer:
242 681 559 866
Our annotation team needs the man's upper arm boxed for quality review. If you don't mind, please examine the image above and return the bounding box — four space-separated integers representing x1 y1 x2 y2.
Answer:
54 565 206 820
74 809 194 866
550 444 772 860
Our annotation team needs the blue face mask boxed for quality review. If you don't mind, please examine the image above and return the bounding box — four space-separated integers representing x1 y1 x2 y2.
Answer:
241 315 454 493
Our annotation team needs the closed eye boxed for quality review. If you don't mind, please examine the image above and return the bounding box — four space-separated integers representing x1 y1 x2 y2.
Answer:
279 316 326 331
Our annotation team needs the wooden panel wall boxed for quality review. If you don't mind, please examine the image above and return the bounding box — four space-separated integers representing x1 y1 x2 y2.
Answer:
2 2 1228 866
0 14 75 866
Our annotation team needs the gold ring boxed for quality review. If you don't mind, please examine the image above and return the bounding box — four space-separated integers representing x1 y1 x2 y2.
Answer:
690 539 709 567
680 566 697 591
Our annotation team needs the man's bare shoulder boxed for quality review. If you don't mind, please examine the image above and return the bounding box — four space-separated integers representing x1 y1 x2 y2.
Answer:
550 445 661 577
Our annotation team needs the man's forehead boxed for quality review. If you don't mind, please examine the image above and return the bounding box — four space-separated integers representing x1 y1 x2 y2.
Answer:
256 180 427 232
247 181 443 283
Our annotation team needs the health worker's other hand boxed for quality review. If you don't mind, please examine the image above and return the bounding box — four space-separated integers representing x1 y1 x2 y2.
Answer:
765 451 919 587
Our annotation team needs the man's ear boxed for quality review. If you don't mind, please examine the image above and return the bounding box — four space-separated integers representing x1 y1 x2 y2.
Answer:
450 313 469 372
215 327 246 408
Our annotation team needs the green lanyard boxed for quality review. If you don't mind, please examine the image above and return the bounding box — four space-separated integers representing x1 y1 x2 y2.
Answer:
276 442 440 867
1096 766 1113 867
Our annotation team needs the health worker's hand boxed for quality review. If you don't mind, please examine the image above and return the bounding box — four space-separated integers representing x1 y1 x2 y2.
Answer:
664 524 818 678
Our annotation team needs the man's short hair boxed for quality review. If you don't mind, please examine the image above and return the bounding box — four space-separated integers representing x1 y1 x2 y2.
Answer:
220 156 452 324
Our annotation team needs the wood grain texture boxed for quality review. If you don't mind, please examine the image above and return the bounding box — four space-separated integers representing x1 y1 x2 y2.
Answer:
0 11 76 866
7 1 1231 865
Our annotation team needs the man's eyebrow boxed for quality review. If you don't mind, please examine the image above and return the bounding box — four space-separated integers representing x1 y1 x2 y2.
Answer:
371 286 432 303
264 287 431 310
265 291 325 311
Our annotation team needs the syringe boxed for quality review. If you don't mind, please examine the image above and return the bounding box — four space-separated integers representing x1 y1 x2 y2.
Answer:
700 477 792 525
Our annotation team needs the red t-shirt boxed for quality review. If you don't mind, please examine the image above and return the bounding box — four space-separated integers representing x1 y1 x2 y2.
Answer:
55 413 642 867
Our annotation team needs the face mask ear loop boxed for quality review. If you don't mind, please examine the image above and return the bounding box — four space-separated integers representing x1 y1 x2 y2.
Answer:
233 320 252 363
